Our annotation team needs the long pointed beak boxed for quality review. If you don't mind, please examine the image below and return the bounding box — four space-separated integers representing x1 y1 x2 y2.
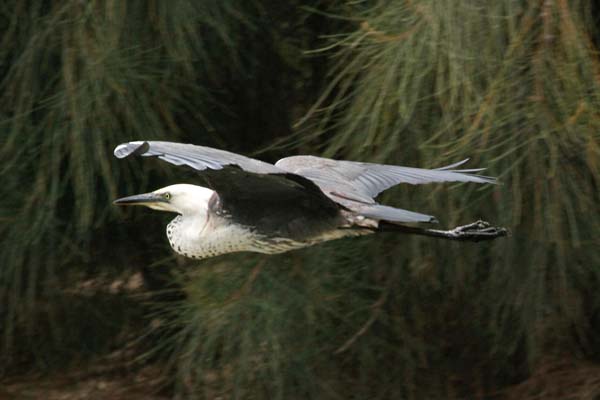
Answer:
113 192 166 206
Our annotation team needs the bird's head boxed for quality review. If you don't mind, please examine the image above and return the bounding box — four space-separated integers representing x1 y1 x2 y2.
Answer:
114 184 215 215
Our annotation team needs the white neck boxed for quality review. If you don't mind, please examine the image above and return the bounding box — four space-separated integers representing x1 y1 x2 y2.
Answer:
155 184 215 216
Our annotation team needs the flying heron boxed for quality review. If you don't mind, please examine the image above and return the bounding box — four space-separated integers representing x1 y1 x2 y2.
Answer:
114 141 507 259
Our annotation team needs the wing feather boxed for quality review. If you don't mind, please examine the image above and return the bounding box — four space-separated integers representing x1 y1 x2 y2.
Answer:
114 141 283 174
276 155 496 199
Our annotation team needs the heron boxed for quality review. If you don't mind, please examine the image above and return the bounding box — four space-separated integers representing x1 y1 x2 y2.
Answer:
114 141 507 259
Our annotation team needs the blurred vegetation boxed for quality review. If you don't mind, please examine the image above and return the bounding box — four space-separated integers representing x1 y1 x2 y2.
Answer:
1 0 600 399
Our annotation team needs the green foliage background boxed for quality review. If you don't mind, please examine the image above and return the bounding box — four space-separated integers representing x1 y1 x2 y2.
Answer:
1 0 599 399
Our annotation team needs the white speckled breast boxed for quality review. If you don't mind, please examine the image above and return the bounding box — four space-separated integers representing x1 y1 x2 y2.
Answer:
168 215 246 259
166 214 300 259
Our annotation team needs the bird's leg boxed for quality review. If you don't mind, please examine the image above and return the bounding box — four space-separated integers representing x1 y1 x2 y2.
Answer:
380 220 509 242
423 220 509 242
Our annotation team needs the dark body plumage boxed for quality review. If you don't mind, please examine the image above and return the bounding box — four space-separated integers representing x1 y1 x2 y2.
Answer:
201 168 343 240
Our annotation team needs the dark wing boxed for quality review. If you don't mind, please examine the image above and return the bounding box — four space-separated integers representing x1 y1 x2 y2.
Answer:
202 169 342 238
275 155 496 199
114 141 342 238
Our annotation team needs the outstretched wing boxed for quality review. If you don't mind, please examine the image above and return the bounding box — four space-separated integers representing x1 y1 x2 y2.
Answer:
114 141 493 225
114 141 283 174
275 155 496 200
114 141 342 237
275 155 496 224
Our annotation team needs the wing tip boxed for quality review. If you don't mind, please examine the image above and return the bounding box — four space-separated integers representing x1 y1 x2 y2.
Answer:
475 175 499 185
436 158 470 170
435 159 500 184
114 141 149 159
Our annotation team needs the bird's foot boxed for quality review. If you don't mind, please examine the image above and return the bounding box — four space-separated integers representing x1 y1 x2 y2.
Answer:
449 220 509 241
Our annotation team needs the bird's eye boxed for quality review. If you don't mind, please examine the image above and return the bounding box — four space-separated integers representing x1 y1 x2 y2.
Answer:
164 192 171 200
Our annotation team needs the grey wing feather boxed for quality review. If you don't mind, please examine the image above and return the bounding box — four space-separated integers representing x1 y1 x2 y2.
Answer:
326 190 437 223
114 141 283 174
276 155 496 199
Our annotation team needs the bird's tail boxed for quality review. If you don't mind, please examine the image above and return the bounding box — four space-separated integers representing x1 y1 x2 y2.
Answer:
376 221 437 235
357 204 438 224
